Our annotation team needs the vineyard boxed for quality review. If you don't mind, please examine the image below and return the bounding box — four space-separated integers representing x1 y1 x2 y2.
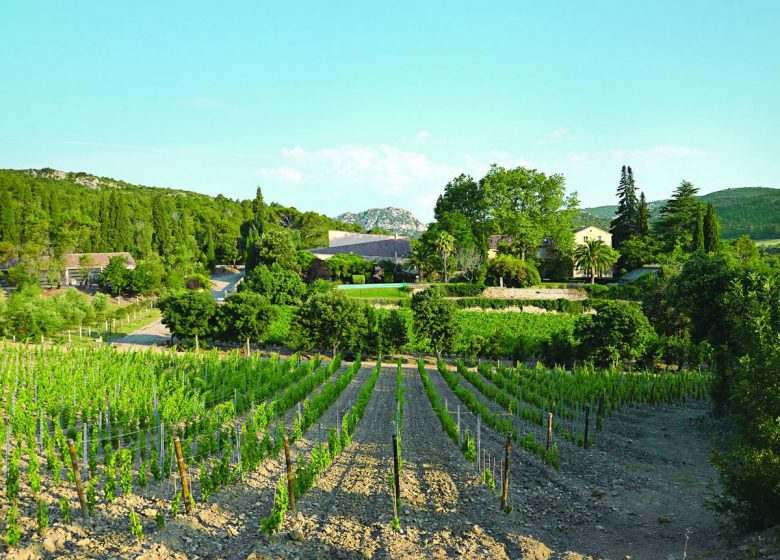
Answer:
0 342 722 559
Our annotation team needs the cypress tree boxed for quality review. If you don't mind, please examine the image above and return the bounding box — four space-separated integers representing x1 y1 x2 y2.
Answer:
610 165 639 247
112 193 133 251
638 191 650 235
693 206 705 251
252 187 266 233
704 202 720 252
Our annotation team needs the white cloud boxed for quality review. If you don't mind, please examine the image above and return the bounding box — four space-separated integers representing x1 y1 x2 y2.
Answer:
414 129 431 144
604 145 713 159
538 127 570 144
257 166 304 184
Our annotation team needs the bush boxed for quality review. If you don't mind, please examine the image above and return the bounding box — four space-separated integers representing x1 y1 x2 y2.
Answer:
185 273 211 291
245 264 306 306
442 283 485 297
351 274 365 285
92 292 109 313
574 300 654 366
454 297 588 313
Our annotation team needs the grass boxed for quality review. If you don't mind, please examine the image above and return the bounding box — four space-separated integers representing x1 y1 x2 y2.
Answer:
343 287 410 299
102 309 162 342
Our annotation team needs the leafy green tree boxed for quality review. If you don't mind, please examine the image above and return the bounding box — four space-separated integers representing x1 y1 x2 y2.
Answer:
711 272 780 529
482 165 577 261
487 254 540 288
0 190 19 244
616 235 663 271
99 256 133 296
381 309 410 354
732 235 759 264
128 261 164 295
703 202 720 252
159 291 218 350
325 254 371 282
657 180 704 250
290 291 369 357
411 285 460 358
219 291 277 354
610 165 640 247
574 301 654 366
245 263 306 305
574 239 620 283
253 230 300 273
434 231 456 283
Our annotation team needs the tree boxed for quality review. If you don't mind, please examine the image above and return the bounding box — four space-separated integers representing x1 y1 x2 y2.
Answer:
159 291 217 351
574 301 654 366
574 239 620 284
99 256 132 296
380 310 409 354
482 165 577 261
434 231 455 283
244 263 306 305
610 165 640 247
732 235 759 264
247 230 300 274
616 235 663 271
712 272 780 529
487 254 540 288
692 206 705 251
657 180 704 250
411 285 460 358
703 202 720 252
290 291 368 357
454 247 484 283
128 261 163 295
0 190 19 244
219 291 277 355
637 191 650 235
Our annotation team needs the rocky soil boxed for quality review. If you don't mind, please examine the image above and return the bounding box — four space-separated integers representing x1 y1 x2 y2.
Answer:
4 363 774 560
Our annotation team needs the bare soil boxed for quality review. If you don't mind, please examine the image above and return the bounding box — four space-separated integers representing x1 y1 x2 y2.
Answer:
4 363 765 560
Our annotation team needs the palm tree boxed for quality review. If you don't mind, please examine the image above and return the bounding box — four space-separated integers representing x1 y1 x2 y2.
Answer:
434 231 456 283
574 239 619 284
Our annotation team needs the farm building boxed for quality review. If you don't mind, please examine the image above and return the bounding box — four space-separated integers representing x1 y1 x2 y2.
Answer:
309 231 411 264
63 252 136 285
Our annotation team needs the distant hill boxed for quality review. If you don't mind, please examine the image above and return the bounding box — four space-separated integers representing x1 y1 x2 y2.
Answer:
580 187 780 240
337 207 427 238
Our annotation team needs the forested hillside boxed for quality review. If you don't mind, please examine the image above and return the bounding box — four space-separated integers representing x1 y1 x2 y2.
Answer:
0 168 364 267
581 186 780 239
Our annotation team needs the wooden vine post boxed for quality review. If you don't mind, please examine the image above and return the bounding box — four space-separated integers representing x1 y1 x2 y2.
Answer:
283 435 295 512
67 439 89 518
501 434 511 510
174 437 192 514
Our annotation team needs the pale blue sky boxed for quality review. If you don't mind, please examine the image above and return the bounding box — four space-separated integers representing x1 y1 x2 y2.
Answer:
1 1 778 221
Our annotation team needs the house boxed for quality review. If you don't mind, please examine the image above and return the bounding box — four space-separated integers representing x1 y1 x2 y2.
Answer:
309 231 411 263
487 225 614 279
572 226 613 279
63 252 136 285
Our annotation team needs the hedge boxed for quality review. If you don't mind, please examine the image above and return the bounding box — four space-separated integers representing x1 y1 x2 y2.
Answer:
441 283 485 297
454 297 589 314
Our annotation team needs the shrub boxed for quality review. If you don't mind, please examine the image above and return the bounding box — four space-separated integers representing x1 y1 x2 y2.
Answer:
442 283 485 297
351 274 365 285
574 300 654 366
487 255 540 288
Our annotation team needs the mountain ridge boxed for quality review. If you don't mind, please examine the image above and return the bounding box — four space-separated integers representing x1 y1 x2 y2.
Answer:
336 207 427 238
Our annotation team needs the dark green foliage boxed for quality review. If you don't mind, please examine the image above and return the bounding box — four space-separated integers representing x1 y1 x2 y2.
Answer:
159 290 218 348
218 291 277 348
487 255 541 287
610 165 640 247
657 180 704 250
441 282 485 297
325 253 372 282
455 297 588 313
703 203 720 252
710 272 780 529
290 290 369 357
245 263 306 305
99 256 133 295
637 191 650 235
411 285 460 357
575 301 654 366
380 310 410 354
246 230 300 273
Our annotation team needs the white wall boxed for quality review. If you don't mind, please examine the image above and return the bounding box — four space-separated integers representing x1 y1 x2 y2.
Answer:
328 230 399 248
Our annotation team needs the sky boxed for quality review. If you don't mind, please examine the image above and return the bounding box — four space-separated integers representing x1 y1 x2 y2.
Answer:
1 1 779 222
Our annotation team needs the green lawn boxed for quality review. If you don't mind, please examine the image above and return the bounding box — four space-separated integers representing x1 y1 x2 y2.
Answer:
342 287 411 299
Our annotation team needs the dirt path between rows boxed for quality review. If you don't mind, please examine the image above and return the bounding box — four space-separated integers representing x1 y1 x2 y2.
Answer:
426 364 727 559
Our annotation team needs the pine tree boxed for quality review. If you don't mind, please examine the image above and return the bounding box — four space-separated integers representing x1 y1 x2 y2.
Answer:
252 187 266 233
704 202 720 252
638 191 650 235
657 180 703 250
610 165 639 247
